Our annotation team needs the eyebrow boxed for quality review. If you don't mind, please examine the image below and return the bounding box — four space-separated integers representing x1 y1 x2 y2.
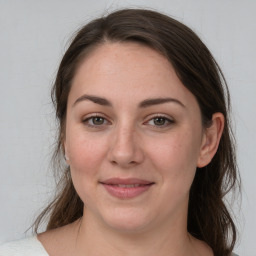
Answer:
139 97 185 108
73 94 112 107
73 94 185 108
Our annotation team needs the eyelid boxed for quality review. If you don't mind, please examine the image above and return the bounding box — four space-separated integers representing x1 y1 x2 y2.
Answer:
145 113 174 121
82 112 110 120
82 113 112 128
81 113 175 129
144 114 175 127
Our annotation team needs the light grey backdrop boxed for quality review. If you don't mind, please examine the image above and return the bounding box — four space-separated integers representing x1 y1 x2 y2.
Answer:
0 0 255 255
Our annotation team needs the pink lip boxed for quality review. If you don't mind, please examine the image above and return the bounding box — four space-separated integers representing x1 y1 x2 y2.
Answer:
100 178 154 199
102 177 153 185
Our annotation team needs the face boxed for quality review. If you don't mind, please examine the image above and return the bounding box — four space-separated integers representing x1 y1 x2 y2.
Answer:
64 42 207 233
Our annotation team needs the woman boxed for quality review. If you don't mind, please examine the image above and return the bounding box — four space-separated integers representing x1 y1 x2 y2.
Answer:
0 8 239 256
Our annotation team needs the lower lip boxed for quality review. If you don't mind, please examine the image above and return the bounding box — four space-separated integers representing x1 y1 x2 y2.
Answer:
102 184 153 199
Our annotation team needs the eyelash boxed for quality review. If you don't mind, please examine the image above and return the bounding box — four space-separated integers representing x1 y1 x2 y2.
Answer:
82 114 110 128
82 114 174 129
145 115 174 128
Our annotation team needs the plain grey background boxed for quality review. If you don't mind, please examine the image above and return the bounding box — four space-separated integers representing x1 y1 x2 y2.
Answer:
0 0 255 255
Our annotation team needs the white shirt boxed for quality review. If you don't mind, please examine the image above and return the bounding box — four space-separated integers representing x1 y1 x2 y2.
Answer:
0 236 239 256
0 236 48 256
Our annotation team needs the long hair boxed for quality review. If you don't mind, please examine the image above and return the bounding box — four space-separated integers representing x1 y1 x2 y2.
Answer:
33 8 240 256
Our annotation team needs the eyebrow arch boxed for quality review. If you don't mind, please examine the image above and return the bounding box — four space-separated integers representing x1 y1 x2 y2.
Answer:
139 97 185 108
73 94 112 107
73 94 185 108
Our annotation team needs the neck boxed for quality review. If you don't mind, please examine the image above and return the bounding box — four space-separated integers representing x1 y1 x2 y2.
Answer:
74 208 198 256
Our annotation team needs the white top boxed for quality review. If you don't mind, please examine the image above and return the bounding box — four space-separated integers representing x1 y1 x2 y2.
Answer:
0 236 48 256
0 236 239 256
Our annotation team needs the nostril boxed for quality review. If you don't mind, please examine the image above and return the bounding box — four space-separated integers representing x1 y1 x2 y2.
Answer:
107 137 144 167
110 160 137 166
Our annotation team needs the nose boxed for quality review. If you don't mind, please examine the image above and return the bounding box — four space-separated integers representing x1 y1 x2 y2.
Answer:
107 124 144 168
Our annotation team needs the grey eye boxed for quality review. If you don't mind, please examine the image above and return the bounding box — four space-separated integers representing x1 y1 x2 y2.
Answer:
91 117 105 125
153 117 167 126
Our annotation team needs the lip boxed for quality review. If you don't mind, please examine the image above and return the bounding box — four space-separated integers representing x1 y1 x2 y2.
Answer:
101 177 154 185
100 178 155 199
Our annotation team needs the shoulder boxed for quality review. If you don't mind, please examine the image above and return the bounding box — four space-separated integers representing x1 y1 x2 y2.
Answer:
37 221 80 256
0 236 48 256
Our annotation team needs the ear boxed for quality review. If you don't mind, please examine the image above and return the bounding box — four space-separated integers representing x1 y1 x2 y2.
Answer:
63 143 70 165
62 134 70 165
197 113 225 168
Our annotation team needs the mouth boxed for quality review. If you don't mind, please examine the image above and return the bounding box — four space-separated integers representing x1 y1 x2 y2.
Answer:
107 184 148 188
100 178 155 199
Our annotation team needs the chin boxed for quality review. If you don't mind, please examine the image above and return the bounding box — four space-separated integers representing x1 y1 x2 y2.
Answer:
99 207 155 234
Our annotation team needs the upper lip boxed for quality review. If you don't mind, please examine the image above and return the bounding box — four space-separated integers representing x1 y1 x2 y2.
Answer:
100 178 154 185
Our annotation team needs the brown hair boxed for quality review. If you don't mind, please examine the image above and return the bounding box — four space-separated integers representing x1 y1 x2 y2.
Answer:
34 8 240 256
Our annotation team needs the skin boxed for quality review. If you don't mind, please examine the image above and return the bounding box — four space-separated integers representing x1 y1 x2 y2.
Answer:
38 42 224 256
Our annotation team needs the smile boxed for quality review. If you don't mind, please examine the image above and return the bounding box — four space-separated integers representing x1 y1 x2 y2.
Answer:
100 178 154 199
111 184 144 188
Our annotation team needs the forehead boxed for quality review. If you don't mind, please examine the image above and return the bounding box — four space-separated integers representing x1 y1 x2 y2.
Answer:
73 42 173 82
69 42 198 109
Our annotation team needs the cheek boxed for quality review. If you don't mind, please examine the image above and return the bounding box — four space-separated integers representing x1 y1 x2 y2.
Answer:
66 131 108 176
66 133 108 203
150 130 201 183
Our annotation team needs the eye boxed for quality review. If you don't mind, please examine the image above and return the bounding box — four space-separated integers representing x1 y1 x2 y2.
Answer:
152 117 167 126
82 115 110 128
146 115 174 128
90 116 105 125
